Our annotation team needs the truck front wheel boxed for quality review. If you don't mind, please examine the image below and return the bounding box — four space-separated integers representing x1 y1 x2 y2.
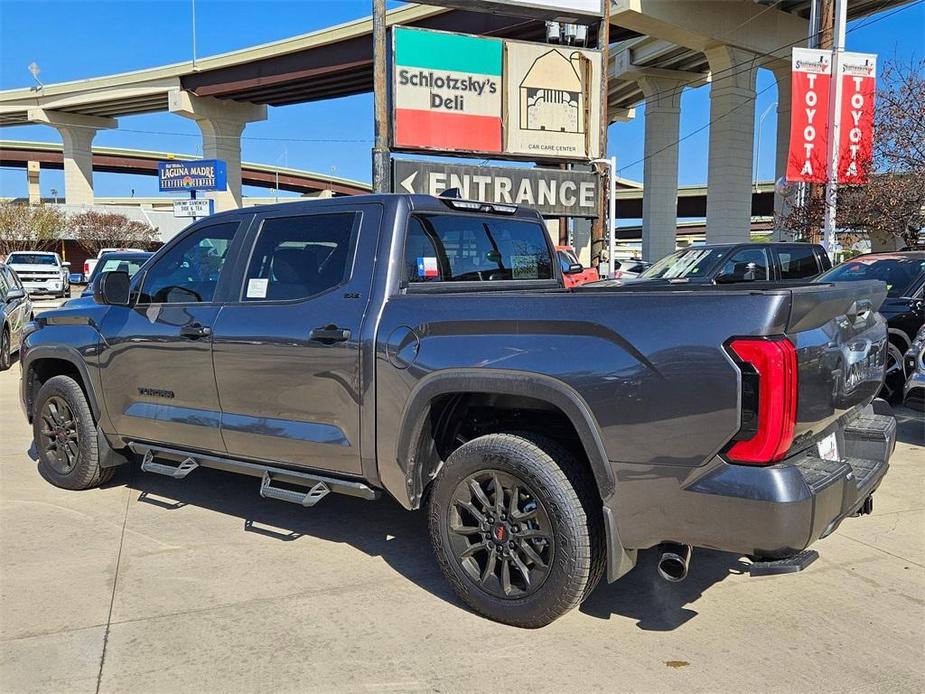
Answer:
33 375 113 489
428 432 602 628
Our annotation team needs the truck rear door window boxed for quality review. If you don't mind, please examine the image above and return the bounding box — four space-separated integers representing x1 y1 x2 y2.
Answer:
405 214 553 283
777 245 820 279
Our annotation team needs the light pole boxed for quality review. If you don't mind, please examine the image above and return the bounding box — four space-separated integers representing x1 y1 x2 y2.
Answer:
590 156 617 278
50 188 58 204
754 101 777 193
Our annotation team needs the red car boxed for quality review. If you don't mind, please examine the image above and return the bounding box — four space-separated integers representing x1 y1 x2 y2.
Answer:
556 245 599 288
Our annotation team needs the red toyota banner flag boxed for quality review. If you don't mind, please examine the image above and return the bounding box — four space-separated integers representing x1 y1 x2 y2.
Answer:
837 52 877 184
787 48 832 183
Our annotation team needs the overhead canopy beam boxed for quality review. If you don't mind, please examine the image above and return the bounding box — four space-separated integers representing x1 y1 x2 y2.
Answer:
611 0 809 59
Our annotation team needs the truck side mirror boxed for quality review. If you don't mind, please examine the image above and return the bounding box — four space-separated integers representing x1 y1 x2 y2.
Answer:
6 287 25 303
94 271 131 306
565 262 584 275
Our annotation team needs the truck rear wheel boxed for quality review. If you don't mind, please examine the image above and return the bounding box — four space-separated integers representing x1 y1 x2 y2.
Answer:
0 327 10 371
33 375 113 489
428 432 602 628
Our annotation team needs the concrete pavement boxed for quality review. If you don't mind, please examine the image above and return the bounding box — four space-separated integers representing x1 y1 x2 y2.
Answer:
1 355 923 693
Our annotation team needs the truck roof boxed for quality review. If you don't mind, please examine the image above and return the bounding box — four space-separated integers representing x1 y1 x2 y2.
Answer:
207 193 545 223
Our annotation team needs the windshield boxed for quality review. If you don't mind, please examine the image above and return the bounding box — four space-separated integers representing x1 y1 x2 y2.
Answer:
639 248 720 279
8 253 57 266
819 255 925 298
89 256 150 282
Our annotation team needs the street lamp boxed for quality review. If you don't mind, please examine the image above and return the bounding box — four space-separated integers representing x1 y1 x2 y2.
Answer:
50 188 58 204
754 101 777 193
590 156 616 278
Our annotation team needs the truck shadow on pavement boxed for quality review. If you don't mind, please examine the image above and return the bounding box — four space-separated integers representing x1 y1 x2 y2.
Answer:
95 459 742 629
580 549 748 630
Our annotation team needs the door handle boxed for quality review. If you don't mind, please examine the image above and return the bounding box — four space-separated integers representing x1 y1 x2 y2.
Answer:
309 325 351 344
180 323 212 339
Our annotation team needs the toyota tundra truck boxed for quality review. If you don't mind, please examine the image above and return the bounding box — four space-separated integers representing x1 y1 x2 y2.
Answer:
18 194 895 627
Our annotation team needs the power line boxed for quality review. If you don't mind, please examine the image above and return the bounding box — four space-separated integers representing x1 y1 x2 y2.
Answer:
616 0 922 175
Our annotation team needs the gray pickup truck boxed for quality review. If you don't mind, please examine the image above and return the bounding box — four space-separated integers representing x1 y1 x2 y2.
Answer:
19 194 895 627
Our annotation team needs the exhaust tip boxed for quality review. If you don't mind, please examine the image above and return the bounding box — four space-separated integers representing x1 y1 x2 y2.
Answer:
657 543 692 583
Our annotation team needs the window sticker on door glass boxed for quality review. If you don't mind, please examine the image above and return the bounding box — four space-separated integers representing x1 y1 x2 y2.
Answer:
417 256 439 278
246 278 269 299
511 255 538 279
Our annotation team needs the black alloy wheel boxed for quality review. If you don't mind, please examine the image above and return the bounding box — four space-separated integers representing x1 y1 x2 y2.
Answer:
0 328 10 371
882 343 905 403
39 395 80 475
447 470 554 599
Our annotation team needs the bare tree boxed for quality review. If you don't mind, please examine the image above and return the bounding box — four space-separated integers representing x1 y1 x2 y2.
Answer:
70 211 159 255
780 58 925 250
0 202 67 259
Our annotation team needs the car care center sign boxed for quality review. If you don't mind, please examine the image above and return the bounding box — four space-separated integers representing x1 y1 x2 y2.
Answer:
787 48 876 184
158 159 228 192
392 27 601 160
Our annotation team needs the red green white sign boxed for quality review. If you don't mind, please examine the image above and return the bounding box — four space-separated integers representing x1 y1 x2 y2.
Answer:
392 27 503 154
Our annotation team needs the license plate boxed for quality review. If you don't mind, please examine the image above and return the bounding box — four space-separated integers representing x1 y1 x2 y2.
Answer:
817 433 840 462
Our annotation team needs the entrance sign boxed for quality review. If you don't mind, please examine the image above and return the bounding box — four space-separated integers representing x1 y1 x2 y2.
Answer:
504 42 602 159
787 48 832 183
172 199 214 218
392 159 599 217
837 52 876 184
390 27 601 160
158 159 227 192
392 28 503 154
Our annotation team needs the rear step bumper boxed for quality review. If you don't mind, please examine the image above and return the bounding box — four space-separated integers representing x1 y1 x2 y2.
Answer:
606 406 895 574
127 443 380 502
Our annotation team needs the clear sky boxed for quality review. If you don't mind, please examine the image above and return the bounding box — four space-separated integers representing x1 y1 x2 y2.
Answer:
0 0 922 200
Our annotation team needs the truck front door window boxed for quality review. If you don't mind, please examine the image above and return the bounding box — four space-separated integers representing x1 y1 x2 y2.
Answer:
139 223 237 304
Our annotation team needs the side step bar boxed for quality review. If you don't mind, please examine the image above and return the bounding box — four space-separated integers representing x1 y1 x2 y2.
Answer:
128 442 380 504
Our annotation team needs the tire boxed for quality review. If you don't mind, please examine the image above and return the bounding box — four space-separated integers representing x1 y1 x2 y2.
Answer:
881 341 905 404
33 375 114 489
0 327 10 371
428 432 604 628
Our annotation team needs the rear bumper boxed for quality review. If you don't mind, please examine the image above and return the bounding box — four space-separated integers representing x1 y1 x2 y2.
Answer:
603 406 895 581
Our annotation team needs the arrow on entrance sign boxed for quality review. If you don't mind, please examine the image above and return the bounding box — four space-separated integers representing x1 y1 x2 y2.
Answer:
400 170 418 194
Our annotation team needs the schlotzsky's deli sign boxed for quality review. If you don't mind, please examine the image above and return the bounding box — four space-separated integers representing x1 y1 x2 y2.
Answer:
787 48 876 184
391 26 602 160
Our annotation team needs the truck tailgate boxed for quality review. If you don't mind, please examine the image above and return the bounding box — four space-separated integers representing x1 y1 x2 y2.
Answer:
785 280 889 455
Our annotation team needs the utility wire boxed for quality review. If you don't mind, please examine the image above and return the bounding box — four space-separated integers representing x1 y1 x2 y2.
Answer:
616 0 922 175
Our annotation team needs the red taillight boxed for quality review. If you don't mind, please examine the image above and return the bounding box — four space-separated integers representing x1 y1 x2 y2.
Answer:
83 262 90 275
726 337 798 465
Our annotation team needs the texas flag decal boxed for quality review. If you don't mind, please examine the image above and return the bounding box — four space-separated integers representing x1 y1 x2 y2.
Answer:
417 256 439 278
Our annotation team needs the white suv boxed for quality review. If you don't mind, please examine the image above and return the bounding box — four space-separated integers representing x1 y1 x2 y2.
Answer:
5 251 71 298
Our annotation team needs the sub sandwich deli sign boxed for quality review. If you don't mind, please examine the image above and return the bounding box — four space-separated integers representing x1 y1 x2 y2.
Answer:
391 26 602 160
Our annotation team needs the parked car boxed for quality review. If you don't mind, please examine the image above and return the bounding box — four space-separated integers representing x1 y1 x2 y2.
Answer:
817 251 925 402
0 263 33 371
556 245 599 288
612 242 831 285
613 258 651 279
78 251 153 299
19 194 894 627
83 247 146 283
5 251 71 298
902 326 925 411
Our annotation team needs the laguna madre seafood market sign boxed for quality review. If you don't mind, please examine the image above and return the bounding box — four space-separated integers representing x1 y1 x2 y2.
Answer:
392 27 601 160
158 159 228 192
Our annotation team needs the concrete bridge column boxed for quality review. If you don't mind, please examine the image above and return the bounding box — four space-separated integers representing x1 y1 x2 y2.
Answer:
771 61 793 240
27 161 40 205
168 91 267 211
704 46 759 244
27 109 116 207
638 75 685 261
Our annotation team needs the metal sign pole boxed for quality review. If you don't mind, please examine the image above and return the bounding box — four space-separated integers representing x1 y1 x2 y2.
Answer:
591 2 610 271
372 0 391 193
822 0 847 253
190 188 198 222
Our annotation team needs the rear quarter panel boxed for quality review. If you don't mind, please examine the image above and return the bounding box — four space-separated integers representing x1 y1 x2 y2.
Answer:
376 288 793 503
